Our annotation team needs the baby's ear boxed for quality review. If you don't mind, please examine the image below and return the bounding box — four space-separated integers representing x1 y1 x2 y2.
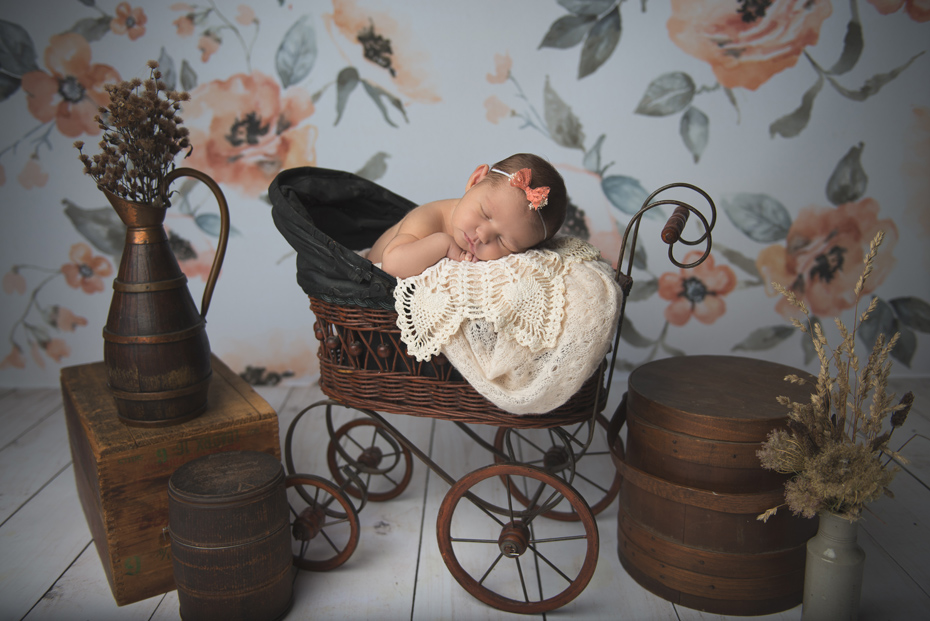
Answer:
466 164 490 190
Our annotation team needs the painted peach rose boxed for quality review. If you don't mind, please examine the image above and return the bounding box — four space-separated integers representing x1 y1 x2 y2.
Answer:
756 199 898 318
867 0 930 21
110 3 147 40
235 5 257 26
487 53 512 84
198 32 222 62
667 0 833 91
45 338 71 361
18 157 49 189
61 242 113 294
36 337 70 364
484 96 511 124
21 33 119 136
328 0 440 103
659 251 736 326
51 306 89 332
0 344 27 370
183 71 317 196
3 269 26 294
174 14 195 36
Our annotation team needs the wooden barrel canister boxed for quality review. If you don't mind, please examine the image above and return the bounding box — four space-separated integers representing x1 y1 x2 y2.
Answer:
610 355 819 616
168 451 293 621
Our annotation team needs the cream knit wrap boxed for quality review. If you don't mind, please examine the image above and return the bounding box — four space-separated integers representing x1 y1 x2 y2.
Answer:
393 237 622 415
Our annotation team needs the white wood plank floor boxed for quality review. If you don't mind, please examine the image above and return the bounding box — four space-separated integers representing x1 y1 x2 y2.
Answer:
0 374 928 620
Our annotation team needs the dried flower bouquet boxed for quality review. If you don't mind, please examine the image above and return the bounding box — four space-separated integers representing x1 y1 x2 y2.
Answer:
75 61 190 208
758 230 914 522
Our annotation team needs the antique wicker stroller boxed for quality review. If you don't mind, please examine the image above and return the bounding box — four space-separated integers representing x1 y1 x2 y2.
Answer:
269 166 716 614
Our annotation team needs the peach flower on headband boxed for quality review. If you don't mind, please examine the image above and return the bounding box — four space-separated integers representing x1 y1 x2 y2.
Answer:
502 168 549 210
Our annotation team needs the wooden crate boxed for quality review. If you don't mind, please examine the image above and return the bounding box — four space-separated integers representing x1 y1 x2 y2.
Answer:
61 355 281 607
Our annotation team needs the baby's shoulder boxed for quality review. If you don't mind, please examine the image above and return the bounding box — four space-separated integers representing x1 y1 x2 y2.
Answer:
401 199 453 230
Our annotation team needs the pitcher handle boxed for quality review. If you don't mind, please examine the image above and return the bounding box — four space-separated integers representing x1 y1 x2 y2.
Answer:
162 167 230 319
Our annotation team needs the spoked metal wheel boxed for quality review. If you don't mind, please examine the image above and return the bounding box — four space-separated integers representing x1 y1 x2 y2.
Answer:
286 474 360 571
494 414 621 521
327 417 413 502
285 401 370 514
436 463 599 614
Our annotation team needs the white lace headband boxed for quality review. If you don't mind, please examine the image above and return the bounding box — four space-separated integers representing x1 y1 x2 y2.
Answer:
491 167 548 240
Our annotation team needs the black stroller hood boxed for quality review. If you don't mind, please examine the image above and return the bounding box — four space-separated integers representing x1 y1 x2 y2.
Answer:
270 166 415 309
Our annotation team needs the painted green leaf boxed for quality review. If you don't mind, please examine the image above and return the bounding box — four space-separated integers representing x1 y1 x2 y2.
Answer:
0 20 39 76
634 72 695 117
335 67 359 125
770 74 823 139
543 76 585 150
826 143 868 205
578 7 621 79
195 214 222 237
558 0 617 17
827 51 924 102
362 80 408 127
68 16 111 42
180 60 198 91
828 18 863 75
721 193 792 243
890 297 930 333
539 14 595 49
63 200 125 258
859 296 913 367
276 16 317 88
631 243 647 270
724 87 741 123
583 134 607 174
165 178 197 216
892 326 916 368
618 317 654 348
158 48 177 91
802 317 823 365
661 342 687 357
627 278 658 302
0 74 19 100
680 106 709 163
356 152 390 182
732 326 796 351
602 175 648 216
714 244 761 278
195 213 240 238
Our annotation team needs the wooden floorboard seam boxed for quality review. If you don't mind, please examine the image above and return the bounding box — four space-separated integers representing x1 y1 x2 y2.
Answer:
0 461 72 530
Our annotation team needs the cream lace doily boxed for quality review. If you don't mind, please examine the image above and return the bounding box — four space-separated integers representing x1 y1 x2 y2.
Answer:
393 237 623 415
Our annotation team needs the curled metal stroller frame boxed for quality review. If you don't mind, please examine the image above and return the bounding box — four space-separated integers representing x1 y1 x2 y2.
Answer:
270 167 716 614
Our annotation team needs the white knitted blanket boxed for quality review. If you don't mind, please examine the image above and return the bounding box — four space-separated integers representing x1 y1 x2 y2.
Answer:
393 237 622 414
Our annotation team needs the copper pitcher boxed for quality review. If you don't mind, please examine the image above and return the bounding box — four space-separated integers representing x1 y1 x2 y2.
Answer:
102 168 230 427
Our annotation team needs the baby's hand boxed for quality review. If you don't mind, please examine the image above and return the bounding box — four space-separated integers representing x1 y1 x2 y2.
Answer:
446 241 477 263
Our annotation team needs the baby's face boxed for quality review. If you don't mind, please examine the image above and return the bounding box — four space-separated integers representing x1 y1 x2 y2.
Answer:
451 181 545 262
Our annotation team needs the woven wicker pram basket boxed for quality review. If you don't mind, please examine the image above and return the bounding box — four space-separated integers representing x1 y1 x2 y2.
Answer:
270 167 616 427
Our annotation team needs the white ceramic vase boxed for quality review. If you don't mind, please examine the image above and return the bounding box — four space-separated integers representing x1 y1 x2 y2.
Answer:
801 511 865 620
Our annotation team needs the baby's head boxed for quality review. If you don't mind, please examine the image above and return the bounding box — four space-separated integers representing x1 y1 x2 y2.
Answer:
483 153 567 243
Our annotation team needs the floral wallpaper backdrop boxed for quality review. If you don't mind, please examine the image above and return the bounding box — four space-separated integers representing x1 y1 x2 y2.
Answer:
1 0 928 388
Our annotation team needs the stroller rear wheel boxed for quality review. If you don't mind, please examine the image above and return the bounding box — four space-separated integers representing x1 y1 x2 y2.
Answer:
493 414 620 521
436 463 598 613
327 417 414 502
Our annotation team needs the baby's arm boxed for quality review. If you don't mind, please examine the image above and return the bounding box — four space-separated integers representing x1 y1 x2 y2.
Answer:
381 232 469 278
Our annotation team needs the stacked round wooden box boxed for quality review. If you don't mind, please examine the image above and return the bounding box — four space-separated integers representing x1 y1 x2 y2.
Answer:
611 355 819 615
